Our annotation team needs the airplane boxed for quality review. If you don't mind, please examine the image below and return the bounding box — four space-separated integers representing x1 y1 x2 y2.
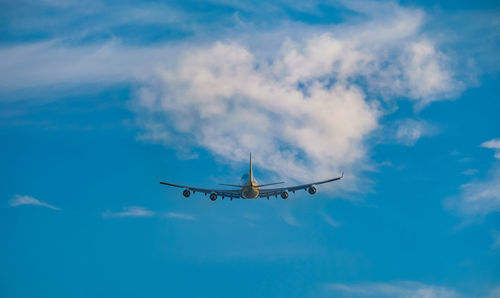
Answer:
159 153 343 201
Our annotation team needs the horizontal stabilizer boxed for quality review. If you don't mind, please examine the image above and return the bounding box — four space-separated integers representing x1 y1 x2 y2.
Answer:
219 183 243 188
259 182 285 188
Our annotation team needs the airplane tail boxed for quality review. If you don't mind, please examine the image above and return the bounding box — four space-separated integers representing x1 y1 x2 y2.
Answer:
249 152 254 182
248 153 284 187
219 153 284 188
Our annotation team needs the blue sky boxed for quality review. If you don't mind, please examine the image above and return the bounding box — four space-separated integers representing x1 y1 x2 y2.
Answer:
1 1 499 297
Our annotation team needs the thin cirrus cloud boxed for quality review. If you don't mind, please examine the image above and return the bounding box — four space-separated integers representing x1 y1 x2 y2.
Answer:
102 206 155 218
164 212 196 220
0 2 464 191
445 139 500 217
393 118 437 146
9 195 61 210
102 207 196 220
324 281 460 298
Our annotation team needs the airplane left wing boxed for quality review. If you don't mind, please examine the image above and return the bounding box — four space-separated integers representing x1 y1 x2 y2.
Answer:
159 181 242 198
258 173 343 198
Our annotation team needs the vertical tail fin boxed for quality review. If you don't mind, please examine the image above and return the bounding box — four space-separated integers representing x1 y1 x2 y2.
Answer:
249 152 254 183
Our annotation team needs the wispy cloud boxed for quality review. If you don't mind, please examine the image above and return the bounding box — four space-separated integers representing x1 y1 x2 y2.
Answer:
325 281 460 298
445 139 500 217
102 206 154 218
481 139 500 159
394 119 437 146
9 195 61 210
164 212 195 220
447 167 500 217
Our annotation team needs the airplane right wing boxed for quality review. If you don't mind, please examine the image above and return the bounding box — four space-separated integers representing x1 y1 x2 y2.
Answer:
258 173 343 198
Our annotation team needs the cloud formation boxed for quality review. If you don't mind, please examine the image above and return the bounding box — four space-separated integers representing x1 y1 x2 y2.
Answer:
137 40 380 185
394 118 437 146
132 4 463 187
0 2 464 189
9 195 61 210
102 206 155 218
102 207 196 220
0 40 170 91
445 139 500 217
448 167 500 217
326 281 459 298
164 212 196 220
481 139 500 159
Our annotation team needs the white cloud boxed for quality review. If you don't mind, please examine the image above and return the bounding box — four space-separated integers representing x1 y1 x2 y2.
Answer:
102 206 154 218
326 281 460 298
402 40 460 107
101 208 195 220
132 6 462 187
137 40 379 186
394 118 437 146
0 40 174 91
0 3 464 190
447 166 500 217
9 195 61 210
164 212 195 220
445 139 500 217
481 139 500 159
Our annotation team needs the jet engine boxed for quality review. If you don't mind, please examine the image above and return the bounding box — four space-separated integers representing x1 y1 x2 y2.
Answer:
210 193 217 201
183 189 191 197
281 191 289 199
308 186 317 195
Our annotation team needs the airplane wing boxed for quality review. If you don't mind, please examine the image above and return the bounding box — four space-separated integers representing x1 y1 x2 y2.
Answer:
159 181 242 198
258 173 343 198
